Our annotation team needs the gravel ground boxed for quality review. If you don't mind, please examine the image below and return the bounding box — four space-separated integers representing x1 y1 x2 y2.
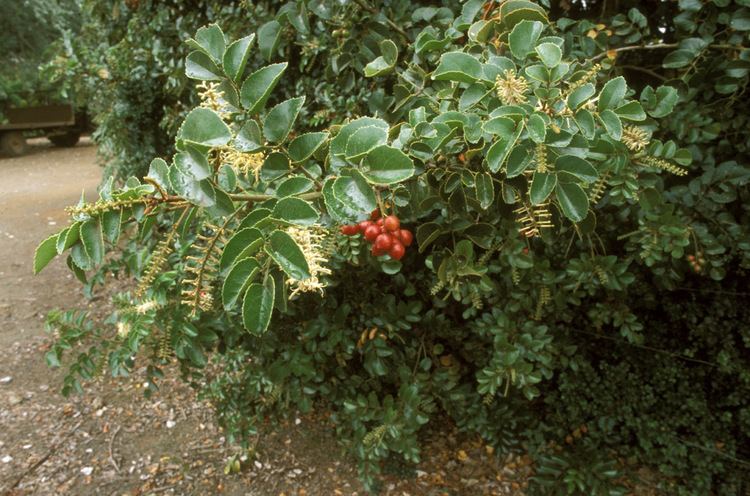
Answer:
0 138 532 495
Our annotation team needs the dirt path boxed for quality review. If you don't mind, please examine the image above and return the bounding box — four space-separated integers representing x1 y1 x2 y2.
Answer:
0 140 522 496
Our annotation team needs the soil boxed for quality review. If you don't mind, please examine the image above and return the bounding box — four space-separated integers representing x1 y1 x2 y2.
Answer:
0 139 530 496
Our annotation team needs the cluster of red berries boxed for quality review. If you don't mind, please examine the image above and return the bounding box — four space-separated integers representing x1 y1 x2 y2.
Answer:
687 253 705 273
340 209 413 260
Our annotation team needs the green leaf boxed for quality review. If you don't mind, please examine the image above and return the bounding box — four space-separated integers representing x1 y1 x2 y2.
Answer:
556 182 589 222
416 222 443 253
266 230 311 280
223 34 255 82
242 278 275 335
146 158 170 191
644 85 679 118
261 152 290 182
432 51 483 83
239 208 273 230
487 121 523 172
361 145 415 185
257 20 282 61
615 101 646 121
56 222 80 254
80 219 104 266
475 172 495 209
188 24 226 63
663 49 695 69
567 83 595 110
598 109 623 140
530 172 556 204
332 171 377 214
185 51 222 81
574 109 595 139
508 20 544 59
102 209 122 243
288 132 329 163
272 197 320 225
263 97 305 143
220 228 263 271
169 167 215 207
527 113 547 143
240 63 288 114
506 145 532 178
500 0 549 29
33 233 58 274
556 155 598 183
174 145 211 181
322 178 360 223
234 120 263 152
178 108 231 147
330 117 389 159
535 42 562 67
364 39 398 77
276 176 314 197
483 116 516 136
70 243 92 271
345 126 388 161
222 257 259 309
598 76 627 111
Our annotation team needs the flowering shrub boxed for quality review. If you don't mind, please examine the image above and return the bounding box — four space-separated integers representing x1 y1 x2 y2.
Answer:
36 1 750 493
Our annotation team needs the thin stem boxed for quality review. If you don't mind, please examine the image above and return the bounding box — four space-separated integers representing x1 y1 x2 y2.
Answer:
228 191 322 202
593 42 746 62
618 64 668 81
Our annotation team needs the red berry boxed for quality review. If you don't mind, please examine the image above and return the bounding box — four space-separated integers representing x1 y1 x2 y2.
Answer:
376 218 384 227
375 233 393 251
398 229 413 247
358 220 371 233
364 224 380 242
389 241 405 260
340 225 358 236
370 209 381 220
371 245 386 257
384 215 400 232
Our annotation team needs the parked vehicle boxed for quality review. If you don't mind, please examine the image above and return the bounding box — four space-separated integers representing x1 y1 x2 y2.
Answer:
0 104 88 156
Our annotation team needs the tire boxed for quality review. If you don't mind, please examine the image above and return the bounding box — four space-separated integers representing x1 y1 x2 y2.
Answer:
49 132 81 148
0 131 28 157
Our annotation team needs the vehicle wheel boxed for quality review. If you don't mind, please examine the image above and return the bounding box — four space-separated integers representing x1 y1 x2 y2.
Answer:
49 132 81 148
0 132 28 157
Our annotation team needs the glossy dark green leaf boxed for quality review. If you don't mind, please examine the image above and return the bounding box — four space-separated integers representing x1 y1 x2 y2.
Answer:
573 109 595 139
527 113 547 143
272 197 319 225
556 182 589 222
535 42 562 67
556 155 598 183
223 34 255 82
222 257 259 309
220 228 263 271
174 145 211 181
288 132 329 163
146 158 171 191
332 171 377 214
615 101 646 121
187 24 226 63
56 222 80 254
345 126 388 161
416 222 443 253
487 121 524 173
266 230 311 280
276 176 314 197
242 278 275 335
567 83 595 110
178 108 231 147
80 219 103 266
33 233 58 274
432 51 483 83
240 63 288 114
362 145 415 185
364 39 398 77
598 76 627 111
506 145 533 178
257 20 282 61
530 172 556 204
475 172 495 209
508 20 544 59
598 109 623 140
263 97 305 143
185 51 222 81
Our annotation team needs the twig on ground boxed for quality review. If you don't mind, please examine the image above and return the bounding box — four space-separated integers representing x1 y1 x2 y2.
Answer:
108 425 122 473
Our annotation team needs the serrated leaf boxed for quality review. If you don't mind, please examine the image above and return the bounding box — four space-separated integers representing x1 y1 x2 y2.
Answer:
272 197 319 225
240 63 288 114
188 24 226 63
416 222 443 253
487 121 524 173
567 83 595 110
234 120 263 152
263 97 305 143
598 109 623 140
33 233 58 274
364 39 398 77
535 42 562 67
322 178 359 223
169 166 215 207
556 155 598 183
185 51 222 81
500 0 548 29
220 228 263 271
615 101 646 121
146 158 170 191
174 145 211 181
258 20 282 61
573 109 595 139
222 257 259 309
506 145 533 178
361 145 415 185
527 113 546 143
223 34 255 82
242 278 275 335
266 230 311 280
530 172 556 204
80 219 104 266
345 126 388 161
432 51 483 83
238 208 273 230
56 222 80 254
276 176 314 197
288 132 329 163
598 76 627 111
508 20 544 59
330 117 389 159
556 182 589 222
332 172 377 214
102 209 122 243
178 108 231 147
475 172 495 209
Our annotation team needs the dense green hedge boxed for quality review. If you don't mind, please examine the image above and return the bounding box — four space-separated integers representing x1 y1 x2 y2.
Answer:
37 0 750 494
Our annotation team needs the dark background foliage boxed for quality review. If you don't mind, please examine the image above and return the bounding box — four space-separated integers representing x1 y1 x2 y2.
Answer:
12 0 750 494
